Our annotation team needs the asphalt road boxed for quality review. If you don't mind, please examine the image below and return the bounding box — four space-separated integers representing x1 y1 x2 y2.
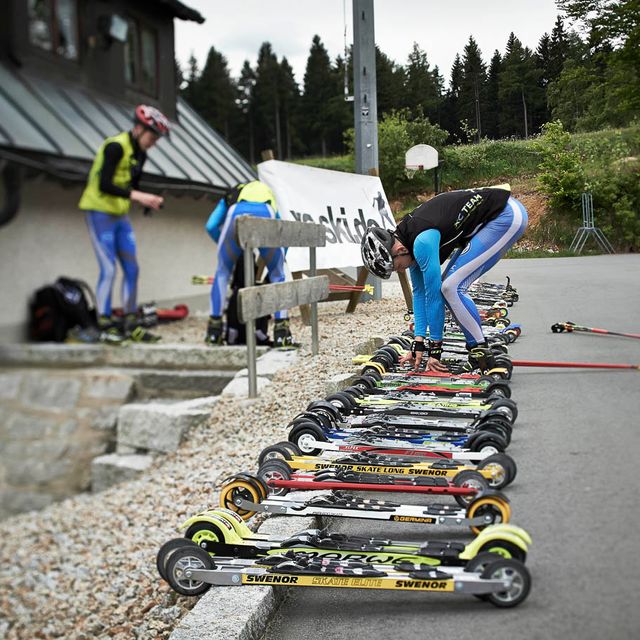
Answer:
262 255 640 640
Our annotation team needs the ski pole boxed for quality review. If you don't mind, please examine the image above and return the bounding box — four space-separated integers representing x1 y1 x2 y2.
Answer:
512 360 639 370
551 321 640 340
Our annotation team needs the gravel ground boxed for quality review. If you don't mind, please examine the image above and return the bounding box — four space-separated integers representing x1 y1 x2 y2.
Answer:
0 285 410 640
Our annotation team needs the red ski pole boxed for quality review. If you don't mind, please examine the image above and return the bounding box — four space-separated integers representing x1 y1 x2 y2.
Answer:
512 360 639 370
551 321 640 340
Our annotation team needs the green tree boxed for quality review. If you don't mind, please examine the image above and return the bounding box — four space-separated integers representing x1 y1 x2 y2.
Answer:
498 33 542 138
233 60 257 163
376 47 405 116
181 53 200 106
442 54 464 141
404 43 440 122
193 46 237 140
253 42 282 157
279 57 301 159
484 50 502 139
458 36 487 142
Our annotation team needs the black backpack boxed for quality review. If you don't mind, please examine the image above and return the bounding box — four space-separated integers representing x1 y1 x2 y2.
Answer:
226 254 271 346
29 277 97 342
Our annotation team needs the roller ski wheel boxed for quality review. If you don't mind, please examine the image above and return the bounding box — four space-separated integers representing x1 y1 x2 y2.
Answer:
165 545 214 596
477 454 517 489
258 442 297 466
361 365 384 380
451 470 488 507
467 495 511 535
326 392 357 411
185 521 226 550
352 375 378 390
156 538 201 582
257 459 292 496
482 558 531 608
477 540 526 563
219 477 263 520
288 422 327 456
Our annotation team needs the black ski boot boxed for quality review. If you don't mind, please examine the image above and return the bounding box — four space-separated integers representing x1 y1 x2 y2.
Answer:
273 318 295 348
96 315 128 345
464 342 497 374
205 316 224 346
124 313 161 343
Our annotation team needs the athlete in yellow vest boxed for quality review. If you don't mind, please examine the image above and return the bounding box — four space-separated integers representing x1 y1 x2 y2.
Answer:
79 105 169 342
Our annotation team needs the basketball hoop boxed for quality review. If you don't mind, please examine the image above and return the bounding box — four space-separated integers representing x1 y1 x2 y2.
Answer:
405 164 424 179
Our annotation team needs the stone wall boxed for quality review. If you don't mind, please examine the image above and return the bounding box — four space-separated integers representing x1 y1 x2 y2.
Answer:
0 368 134 518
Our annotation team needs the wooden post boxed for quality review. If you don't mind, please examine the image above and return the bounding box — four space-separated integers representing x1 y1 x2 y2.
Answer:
346 266 370 313
398 271 413 312
243 248 257 398
261 149 275 161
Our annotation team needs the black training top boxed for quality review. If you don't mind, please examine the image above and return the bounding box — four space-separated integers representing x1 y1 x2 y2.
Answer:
394 188 511 264
99 132 146 198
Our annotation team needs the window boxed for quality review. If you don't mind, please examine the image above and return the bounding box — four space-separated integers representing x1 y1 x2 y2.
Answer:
124 18 158 97
28 0 79 61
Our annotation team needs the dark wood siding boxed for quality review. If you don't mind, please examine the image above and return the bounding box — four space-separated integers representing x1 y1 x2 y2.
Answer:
0 0 177 119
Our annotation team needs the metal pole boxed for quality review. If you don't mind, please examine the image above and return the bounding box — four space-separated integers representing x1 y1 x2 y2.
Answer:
243 248 257 398
353 0 380 299
353 0 378 174
310 246 319 356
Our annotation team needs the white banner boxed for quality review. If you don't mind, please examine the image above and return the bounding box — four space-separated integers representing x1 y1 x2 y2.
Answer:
257 160 395 272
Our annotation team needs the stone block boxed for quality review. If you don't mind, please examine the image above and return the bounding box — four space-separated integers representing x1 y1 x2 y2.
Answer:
0 371 23 399
1 411 59 439
20 373 81 410
134 369 234 398
0 439 71 484
78 406 120 432
353 336 385 356
324 372 359 395
83 373 134 402
117 401 212 453
221 376 271 397
91 453 154 492
0 489 56 520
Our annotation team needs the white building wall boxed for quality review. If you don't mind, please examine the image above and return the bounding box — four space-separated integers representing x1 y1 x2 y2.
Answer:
0 180 219 342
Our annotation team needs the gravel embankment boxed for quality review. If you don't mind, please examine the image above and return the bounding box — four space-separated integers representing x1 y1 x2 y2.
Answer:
0 286 408 640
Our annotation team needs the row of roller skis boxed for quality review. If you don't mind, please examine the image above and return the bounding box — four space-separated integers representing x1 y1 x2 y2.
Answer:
158 278 532 610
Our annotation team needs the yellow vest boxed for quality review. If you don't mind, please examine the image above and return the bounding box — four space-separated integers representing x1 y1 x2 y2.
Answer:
237 181 277 211
78 131 137 215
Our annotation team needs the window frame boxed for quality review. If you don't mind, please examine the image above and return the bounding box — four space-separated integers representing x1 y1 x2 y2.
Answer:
28 0 80 63
124 15 159 99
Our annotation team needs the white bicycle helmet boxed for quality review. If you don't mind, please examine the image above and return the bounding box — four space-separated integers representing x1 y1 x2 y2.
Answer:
361 226 395 279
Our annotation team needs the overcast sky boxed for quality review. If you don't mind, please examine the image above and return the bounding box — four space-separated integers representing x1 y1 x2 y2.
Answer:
175 0 564 87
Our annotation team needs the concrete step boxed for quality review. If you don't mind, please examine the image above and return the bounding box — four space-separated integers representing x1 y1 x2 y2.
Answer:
0 343 269 371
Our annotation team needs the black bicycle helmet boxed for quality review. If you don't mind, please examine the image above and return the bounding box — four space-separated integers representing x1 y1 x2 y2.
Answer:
361 226 395 279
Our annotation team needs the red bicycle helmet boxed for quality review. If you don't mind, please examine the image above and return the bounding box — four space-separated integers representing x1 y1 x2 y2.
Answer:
134 104 170 136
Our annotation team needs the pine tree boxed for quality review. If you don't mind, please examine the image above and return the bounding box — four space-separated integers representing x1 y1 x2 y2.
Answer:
485 50 502 138
194 46 237 140
548 16 569 81
376 47 405 117
235 60 257 163
404 43 439 122
301 35 335 156
279 57 300 159
253 42 282 158
498 33 541 138
181 53 200 106
326 55 354 154
442 54 464 141
459 36 487 142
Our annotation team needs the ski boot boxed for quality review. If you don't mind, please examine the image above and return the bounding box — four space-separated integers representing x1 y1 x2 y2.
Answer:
273 318 295 348
463 343 498 374
205 316 224 346
96 315 128 345
124 313 161 343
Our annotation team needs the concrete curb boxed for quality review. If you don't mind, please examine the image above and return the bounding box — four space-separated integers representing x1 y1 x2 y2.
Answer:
168 515 317 640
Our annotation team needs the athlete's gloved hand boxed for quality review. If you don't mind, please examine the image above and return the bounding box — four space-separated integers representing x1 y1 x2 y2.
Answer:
425 356 449 373
410 339 426 371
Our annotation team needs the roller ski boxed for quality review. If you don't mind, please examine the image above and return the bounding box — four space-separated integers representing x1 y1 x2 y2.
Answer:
172 507 530 565
258 444 517 489
217 472 512 533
